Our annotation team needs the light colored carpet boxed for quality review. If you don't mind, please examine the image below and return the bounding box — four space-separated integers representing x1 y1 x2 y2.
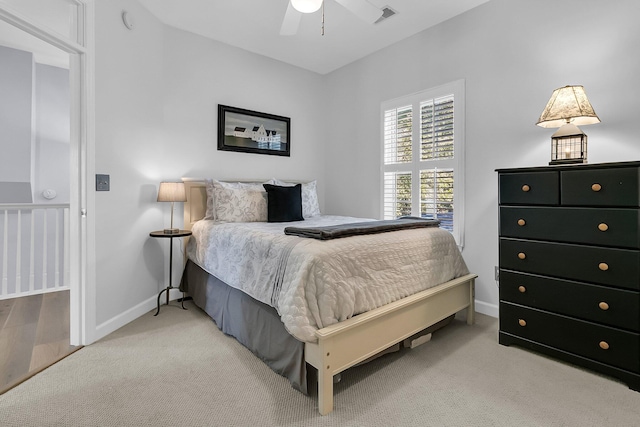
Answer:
1 303 639 426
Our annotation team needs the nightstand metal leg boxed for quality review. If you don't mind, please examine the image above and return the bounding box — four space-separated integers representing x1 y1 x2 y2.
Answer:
149 229 192 317
154 287 169 316
168 238 173 306
177 294 192 307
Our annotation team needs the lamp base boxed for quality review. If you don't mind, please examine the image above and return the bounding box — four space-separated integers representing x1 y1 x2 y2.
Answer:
163 228 180 234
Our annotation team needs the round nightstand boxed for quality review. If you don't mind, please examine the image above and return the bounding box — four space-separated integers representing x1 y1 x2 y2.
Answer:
149 230 192 316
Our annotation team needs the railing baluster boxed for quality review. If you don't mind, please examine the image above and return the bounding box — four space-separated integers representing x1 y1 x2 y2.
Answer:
16 210 22 293
29 209 35 292
42 210 48 289
55 208 60 288
0 203 70 299
63 208 70 289
2 210 8 296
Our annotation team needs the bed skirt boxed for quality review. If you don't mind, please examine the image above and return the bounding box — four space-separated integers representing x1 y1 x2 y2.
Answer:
180 260 308 394
180 260 458 397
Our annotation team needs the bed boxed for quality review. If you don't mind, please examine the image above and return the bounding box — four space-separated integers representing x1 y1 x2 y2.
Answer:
180 179 477 415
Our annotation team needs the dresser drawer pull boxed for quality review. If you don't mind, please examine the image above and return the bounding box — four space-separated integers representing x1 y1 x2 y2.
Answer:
598 223 609 232
518 319 527 327
598 262 609 271
599 341 610 350
518 252 526 260
517 219 526 226
598 302 610 311
591 183 602 192
521 184 530 192
518 285 526 293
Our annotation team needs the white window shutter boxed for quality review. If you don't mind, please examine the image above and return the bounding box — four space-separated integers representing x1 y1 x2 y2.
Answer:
381 80 465 247
421 96 454 160
384 106 412 165
420 168 454 231
384 171 412 219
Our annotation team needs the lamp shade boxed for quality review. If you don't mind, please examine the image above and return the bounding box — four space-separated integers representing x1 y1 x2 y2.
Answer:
291 0 322 13
536 85 600 129
157 182 186 202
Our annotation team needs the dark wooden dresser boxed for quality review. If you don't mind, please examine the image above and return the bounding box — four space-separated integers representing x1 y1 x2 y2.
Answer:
497 161 640 390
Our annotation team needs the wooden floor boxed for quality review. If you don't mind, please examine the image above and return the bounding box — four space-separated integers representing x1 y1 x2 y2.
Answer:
0 291 81 394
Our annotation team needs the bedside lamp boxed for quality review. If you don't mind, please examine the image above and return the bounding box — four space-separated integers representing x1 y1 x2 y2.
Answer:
157 182 186 234
536 85 600 165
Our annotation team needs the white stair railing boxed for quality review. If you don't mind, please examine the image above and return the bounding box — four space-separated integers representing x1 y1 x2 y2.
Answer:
0 203 70 299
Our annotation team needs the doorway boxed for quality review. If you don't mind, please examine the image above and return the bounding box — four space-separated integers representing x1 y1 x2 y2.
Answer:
0 14 80 393
0 1 92 349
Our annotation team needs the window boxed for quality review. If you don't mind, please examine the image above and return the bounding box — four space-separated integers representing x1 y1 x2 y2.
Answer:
381 80 465 247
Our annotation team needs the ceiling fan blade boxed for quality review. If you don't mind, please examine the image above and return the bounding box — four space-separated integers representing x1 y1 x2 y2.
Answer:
334 0 383 24
280 2 303 36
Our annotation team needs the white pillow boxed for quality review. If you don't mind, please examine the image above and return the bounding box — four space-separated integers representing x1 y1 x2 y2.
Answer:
206 179 274 222
204 178 240 219
213 185 267 222
274 179 321 218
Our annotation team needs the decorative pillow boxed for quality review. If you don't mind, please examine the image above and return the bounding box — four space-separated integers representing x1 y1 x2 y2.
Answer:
274 179 321 218
205 179 211 219
204 178 218 219
212 182 270 222
263 184 304 223
205 179 273 220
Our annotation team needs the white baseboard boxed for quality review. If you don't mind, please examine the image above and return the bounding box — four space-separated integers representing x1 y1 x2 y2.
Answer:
475 299 498 318
94 288 183 342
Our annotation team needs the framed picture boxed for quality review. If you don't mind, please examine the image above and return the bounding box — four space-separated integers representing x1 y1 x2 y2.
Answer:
218 104 290 157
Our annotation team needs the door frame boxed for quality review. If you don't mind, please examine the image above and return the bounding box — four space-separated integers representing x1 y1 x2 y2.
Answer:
0 1 95 345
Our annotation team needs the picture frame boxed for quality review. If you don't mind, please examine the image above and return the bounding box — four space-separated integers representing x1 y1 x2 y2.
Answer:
217 104 291 157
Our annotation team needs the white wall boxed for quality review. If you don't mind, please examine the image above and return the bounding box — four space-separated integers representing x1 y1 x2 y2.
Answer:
0 46 70 204
161 26 326 184
92 0 640 339
94 0 166 332
93 0 326 337
0 45 33 185
324 0 640 316
34 63 70 204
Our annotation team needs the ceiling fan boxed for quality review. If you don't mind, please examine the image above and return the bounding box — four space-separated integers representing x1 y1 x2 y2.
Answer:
280 0 383 36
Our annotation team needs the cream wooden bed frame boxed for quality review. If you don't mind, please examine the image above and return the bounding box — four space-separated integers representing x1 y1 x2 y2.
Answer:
183 179 477 415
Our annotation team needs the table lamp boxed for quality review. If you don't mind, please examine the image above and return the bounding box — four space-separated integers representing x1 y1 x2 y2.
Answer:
157 182 186 234
536 85 600 165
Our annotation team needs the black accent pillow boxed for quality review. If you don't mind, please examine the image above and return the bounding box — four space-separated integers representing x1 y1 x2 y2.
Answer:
263 184 304 222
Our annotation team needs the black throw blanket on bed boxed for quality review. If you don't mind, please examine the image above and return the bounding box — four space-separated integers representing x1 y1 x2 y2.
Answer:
284 217 440 240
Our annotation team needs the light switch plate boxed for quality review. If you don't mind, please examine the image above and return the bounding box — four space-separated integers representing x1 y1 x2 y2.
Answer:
96 174 110 191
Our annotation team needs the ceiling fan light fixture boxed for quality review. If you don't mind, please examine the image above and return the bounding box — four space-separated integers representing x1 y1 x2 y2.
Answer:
291 0 323 14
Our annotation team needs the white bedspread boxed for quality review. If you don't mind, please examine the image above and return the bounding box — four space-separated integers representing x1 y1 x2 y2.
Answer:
186 215 469 342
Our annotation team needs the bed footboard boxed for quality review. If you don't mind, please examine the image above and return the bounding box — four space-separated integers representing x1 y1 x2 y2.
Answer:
304 273 477 415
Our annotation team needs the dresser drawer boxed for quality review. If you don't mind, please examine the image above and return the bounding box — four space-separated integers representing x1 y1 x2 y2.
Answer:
499 238 640 290
500 302 640 372
499 171 559 205
500 206 640 248
499 270 640 331
561 167 640 207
